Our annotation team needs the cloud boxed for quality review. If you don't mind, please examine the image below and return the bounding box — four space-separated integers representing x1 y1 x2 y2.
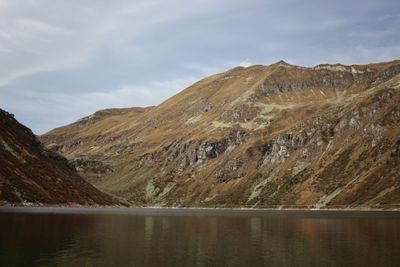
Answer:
184 59 255 77
1 0 399 134
2 76 198 133
0 0 228 87
77 77 199 109
0 2 97 86
319 45 400 65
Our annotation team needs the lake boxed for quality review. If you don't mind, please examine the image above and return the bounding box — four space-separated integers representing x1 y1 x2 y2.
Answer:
0 207 399 267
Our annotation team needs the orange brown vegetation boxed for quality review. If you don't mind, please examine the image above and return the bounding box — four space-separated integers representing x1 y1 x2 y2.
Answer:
0 109 118 206
40 60 400 209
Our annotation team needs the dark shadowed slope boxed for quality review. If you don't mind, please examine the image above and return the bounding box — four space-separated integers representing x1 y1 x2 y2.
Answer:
0 108 117 206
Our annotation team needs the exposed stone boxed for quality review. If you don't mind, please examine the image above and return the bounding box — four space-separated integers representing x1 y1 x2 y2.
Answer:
72 158 114 175
215 159 244 182
301 148 310 158
263 132 307 164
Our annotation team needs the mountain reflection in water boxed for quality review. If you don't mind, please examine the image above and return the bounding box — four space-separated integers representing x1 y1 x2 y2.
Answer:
0 208 399 267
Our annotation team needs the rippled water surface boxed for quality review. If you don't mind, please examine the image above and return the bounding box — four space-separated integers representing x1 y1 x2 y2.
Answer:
0 207 399 267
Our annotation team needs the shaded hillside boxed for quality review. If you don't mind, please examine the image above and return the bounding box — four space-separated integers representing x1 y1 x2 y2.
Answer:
0 109 117 206
41 60 400 209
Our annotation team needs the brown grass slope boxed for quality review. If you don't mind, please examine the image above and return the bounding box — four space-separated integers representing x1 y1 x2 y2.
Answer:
0 108 118 206
41 60 400 209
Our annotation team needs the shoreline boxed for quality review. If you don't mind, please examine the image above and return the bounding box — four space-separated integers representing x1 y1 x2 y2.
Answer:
1 205 399 217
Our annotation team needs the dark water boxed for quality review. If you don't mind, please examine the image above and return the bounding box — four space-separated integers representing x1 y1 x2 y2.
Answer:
0 208 399 267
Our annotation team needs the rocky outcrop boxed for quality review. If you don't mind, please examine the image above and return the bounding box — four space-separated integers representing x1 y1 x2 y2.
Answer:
262 132 308 164
254 61 400 98
72 158 114 175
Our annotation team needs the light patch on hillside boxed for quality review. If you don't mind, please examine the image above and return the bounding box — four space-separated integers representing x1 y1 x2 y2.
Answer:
396 79 400 88
88 145 101 153
185 115 202 125
239 121 265 130
204 194 218 202
258 114 274 120
230 90 255 106
209 121 234 129
0 138 26 164
315 187 343 209
209 120 267 131
156 182 176 199
145 181 160 200
254 102 296 113
247 176 273 202
314 175 360 208
292 161 310 176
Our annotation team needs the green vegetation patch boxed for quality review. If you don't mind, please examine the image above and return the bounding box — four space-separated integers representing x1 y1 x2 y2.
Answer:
145 181 160 200
257 166 311 206
0 138 27 164
157 181 176 199
247 175 273 202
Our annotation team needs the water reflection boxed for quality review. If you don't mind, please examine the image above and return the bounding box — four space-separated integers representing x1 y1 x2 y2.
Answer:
0 211 399 267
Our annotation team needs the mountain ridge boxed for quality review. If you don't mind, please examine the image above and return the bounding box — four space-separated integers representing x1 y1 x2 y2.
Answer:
40 59 400 209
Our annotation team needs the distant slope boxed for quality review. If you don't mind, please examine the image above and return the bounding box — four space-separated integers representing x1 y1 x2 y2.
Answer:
41 60 400 209
0 108 117 206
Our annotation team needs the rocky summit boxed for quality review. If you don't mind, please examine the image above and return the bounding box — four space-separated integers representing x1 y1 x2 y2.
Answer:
0 108 117 206
40 60 400 209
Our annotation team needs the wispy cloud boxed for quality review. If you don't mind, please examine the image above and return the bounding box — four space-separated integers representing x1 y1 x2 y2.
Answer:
2 76 198 133
0 0 228 87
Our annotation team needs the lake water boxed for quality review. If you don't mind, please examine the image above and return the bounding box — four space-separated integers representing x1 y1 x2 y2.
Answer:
0 207 399 267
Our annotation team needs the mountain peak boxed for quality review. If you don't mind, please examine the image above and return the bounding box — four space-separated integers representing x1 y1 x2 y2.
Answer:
275 60 290 65
273 60 307 70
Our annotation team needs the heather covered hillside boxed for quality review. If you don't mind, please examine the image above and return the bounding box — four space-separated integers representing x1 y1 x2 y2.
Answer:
41 60 400 209
0 109 118 206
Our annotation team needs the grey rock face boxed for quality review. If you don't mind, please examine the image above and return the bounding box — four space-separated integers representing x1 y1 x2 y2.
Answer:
72 158 113 175
363 124 387 148
372 64 400 85
256 70 356 97
254 63 400 98
214 159 244 182
262 132 307 164
220 104 259 123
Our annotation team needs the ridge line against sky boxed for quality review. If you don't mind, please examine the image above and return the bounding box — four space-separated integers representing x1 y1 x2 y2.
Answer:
0 0 399 134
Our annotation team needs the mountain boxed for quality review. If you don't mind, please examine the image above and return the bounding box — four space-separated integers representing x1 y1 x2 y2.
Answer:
0 108 118 206
40 60 400 209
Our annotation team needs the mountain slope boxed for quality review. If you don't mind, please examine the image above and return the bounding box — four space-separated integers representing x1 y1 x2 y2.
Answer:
0 108 117 206
41 60 400 209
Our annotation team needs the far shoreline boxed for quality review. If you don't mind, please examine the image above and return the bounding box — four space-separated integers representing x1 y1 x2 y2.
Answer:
1 205 399 217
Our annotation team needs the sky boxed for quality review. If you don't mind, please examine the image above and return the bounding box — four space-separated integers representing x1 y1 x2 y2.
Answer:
1 0 399 134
